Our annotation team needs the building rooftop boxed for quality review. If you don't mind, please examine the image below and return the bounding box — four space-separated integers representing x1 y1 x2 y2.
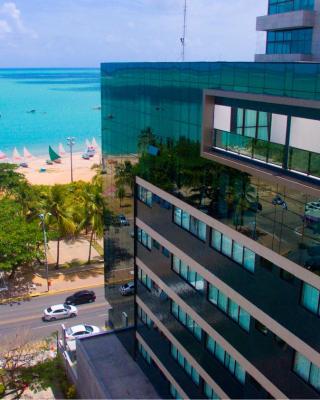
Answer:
76 329 160 399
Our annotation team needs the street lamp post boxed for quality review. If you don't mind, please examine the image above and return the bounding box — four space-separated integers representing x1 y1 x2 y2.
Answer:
39 213 50 292
67 136 75 183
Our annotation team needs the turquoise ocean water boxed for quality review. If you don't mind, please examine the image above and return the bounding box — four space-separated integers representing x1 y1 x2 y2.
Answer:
0 68 101 157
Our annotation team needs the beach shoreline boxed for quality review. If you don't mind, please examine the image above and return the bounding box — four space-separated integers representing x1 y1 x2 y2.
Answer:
15 151 101 185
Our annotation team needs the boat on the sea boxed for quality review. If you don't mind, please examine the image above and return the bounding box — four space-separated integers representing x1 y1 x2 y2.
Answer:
48 146 61 164
59 143 66 156
12 147 23 163
23 147 33 159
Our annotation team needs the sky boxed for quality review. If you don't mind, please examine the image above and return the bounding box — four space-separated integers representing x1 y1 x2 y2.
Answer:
0 0 267 68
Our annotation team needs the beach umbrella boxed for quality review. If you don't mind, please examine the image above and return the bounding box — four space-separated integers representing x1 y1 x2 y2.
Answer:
0 150 7 160
12 147 22 162
23 147 34 159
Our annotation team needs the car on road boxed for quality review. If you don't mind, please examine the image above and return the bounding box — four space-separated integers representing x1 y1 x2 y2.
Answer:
42 304 77 321
118 214 130 226
120 281 134 296
65 290 96 305
65 324 100 340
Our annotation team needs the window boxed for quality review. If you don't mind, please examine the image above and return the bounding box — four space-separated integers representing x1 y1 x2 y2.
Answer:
301 283 320 316
137 228 152 250
268 0 314 14
293 352 320 391
137 306 153 328
171 301 202 341
255 320 268 335
162 246 170 257
137 185 152 206
211 229 255 273
208 284 251 332
153 239 160 250
206 335 246 384
235 108 270 141
138 341 151 365
266 28 313 55
172 255 204 291
174 207 207 241
204 382 220 399
170 383 183 400
171 344 200 385
138 267 152 290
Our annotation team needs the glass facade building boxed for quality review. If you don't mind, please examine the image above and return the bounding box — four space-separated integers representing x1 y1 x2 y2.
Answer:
256 0 320 62
101 62 320 399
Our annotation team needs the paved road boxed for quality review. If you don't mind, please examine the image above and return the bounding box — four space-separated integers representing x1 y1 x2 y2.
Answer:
0 286 111 341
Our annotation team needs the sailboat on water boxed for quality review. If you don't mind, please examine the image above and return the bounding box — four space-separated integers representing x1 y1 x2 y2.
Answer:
91 137 98 149
48 146 61 164
59 143 66 156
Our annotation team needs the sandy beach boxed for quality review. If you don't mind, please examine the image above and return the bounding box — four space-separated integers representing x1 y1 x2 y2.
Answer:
17 152 99 185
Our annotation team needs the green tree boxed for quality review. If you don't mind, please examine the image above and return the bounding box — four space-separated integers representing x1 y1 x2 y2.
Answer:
0 199 42 280
114 161 135 196
78 182 105 264
115 185 126 208
0 163 26 195
137 126 157 154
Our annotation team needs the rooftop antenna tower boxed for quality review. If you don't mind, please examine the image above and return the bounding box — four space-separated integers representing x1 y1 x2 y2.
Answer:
180 0 187 61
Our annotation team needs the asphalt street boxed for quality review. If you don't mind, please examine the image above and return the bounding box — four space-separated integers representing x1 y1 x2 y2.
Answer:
0 285 111 341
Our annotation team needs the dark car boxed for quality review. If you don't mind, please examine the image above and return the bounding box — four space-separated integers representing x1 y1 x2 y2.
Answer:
65 290 96 305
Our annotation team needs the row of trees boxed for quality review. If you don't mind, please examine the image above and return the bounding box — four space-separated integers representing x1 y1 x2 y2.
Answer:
0 164 106 280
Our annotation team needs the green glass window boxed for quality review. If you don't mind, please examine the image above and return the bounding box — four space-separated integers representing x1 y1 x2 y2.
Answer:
301 283 320 316
171 301 202 341
137 185 153 206
293 352 320 391
204 382 220 400
267 28 313 55
269 0 314 14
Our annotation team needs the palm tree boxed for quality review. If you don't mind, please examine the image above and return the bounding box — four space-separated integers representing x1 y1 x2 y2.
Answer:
79 182 105 264
116 186 126 207
44 185 76 269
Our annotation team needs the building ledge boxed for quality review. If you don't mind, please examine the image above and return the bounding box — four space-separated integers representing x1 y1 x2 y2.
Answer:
255 53 314 62
256 10 315 31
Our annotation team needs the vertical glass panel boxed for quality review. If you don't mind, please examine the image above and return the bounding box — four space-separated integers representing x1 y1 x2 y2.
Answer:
179 308 187 325
215 342 225 364
232 242 244 264
180 261 188 280
198 220 207 241
207 336 216 354
293 352 311 382
174 207 182 225
228 299 239 321
301 283 319 315
243 248 255 272
192 368 200 385
212 230 222 250
208 285 219 305
239 308 251 332
221 235 232 257
235 363 246 384
171 344 178 358
188 269 196 285
190 216 198 236
195 274 205 291
217 291 228 313
172 255 180 273
182 211 190 230
309 364 320 391
172 301 179 317
178 352 184 367
194 323 202 341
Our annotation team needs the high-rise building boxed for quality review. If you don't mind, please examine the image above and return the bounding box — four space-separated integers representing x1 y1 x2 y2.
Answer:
255 0 320 61
101 62 320 399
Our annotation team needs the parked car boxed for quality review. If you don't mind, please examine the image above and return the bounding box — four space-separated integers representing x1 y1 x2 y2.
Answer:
82 153 90 160
42 304 77 321
118 214 129 226
65 324 100 340
65 290 96 305
120 281 134 296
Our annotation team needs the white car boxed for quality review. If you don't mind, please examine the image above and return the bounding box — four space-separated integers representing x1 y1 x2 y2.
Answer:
65 324 100 340
120 281 135 296
42 304 78 321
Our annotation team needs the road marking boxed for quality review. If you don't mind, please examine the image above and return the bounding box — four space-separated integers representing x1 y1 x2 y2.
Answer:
0 302 108 327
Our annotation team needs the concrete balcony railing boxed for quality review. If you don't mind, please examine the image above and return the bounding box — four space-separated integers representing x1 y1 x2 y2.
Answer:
256 10 315 31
